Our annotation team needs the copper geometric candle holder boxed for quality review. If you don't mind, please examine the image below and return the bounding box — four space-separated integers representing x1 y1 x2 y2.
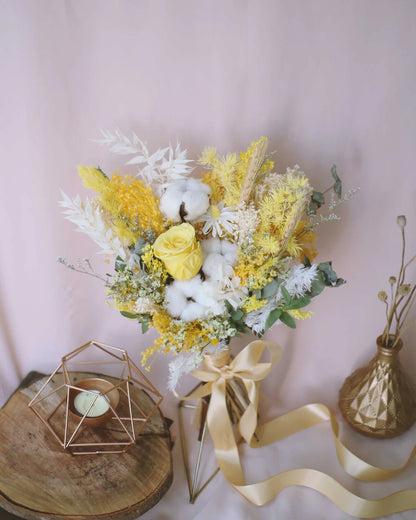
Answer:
28 340 163 455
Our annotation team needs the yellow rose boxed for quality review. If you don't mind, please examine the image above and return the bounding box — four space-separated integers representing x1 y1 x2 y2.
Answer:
153 223 203 281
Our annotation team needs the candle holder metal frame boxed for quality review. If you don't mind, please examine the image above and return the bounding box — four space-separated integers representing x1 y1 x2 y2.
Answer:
28 340 163 455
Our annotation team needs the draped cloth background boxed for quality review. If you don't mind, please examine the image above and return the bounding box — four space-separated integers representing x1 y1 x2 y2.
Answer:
1 1 416 519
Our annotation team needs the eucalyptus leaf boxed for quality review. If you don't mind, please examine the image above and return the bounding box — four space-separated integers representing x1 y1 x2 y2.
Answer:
265 309 282 331
115 255 126 272
303 254 311 268
308 201 319 215
284 296 311 310
331 164 340 183
312 191 325 207
120 311 141 319
308 271 326 297
141 321 150 334
232 309 244 321
281 286 291 304
279 311 296 329
318 262 338 284
225 300 234 313
331 165 342 198
262 279 278 298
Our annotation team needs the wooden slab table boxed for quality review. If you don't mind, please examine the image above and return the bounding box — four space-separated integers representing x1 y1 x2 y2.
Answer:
0 372 173 520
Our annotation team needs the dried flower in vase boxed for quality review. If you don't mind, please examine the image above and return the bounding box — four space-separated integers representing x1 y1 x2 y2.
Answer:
379 215 416 348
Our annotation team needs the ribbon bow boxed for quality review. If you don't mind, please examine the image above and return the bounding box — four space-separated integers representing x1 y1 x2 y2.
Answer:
180 340 416 518
186 340 281 484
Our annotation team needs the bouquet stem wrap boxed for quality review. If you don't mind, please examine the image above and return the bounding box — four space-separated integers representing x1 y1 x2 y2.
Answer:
181 340 416 518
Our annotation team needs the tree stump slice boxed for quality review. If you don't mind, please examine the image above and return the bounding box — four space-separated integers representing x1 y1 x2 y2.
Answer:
0 372 173 520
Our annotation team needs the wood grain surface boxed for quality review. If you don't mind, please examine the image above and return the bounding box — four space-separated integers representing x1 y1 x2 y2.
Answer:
0 372 173 520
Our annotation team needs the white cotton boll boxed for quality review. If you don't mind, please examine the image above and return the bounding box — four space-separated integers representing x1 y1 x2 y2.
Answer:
220 241 238 264
192 281 225 315
181 302 207 322
198 280 226 315
159 179 210 222
182 190 210 221
165 285 188 318
202 253 227 281
201 238 222 255
207 299 226 316
194 279 217 304
175 277 203 298
159 187 183 221
186 178 211 194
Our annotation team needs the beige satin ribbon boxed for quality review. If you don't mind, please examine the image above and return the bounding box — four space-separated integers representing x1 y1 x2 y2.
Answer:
182 340 416 518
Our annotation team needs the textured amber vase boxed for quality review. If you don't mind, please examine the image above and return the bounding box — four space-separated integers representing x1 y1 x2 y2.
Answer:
339 335 416 438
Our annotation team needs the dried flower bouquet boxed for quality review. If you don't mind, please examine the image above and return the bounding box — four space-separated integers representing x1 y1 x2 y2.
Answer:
60 131 355 388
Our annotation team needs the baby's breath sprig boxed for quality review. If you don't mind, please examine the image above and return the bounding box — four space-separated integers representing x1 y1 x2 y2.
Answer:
57 257 109 282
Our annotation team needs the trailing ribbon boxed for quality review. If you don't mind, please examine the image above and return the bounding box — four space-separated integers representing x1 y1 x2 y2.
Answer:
182 340 416 518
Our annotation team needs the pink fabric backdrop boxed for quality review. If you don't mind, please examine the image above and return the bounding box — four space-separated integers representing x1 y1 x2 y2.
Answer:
1 1 416 519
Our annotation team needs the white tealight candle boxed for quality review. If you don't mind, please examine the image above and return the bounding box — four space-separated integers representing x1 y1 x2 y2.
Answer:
74 390 110 417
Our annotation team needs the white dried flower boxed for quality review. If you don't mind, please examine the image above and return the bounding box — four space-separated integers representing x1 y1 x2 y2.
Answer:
134 297 159 314
282 264 318 298
95 130 193 197
198 202 237 237
59 192 126 259
234 202 260 246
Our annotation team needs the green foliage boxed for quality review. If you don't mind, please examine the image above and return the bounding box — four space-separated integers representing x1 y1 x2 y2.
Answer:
331 165 342 198
284 296 311 310
279 311 296 328
225 301 250 336
307 165 343 215
134 237 149 257
265 309 282 330
120 310 151 334
120 310 140 319
307 262 345 298
115 255 126 272
308 191 325 215
281 286 291 304
141 318 151 334
262 279 278 298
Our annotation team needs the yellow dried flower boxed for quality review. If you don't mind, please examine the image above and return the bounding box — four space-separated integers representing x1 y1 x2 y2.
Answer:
199 138 274 207
378 291 388 301
78 166 166 237
398 284 411 295
286 309 313 320
254 170 312 260
241 295 267 313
